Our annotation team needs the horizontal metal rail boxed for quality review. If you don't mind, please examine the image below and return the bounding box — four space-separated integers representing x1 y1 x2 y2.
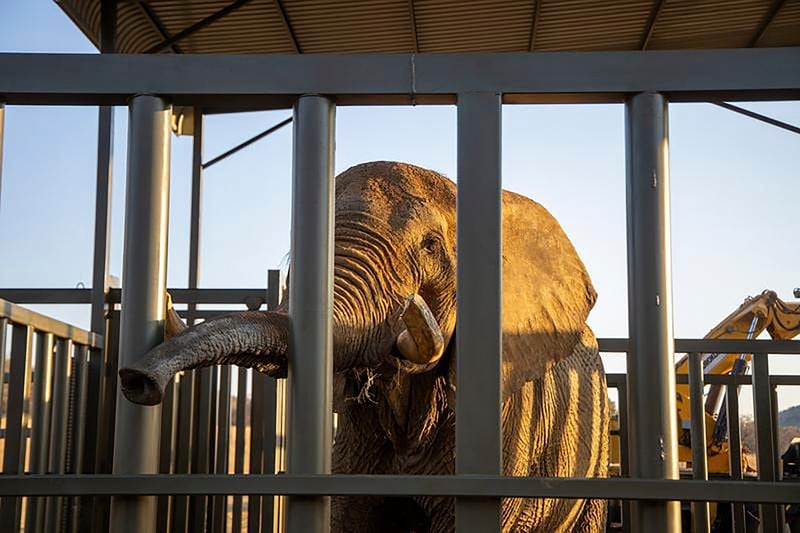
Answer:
1 49 799 107
0 298 102 348
598 338 800 354
0 287 268 305
2 294 798 354
606 373 800 386
0 475 797 503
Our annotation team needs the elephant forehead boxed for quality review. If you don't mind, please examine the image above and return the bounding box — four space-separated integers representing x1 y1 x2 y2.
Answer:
336 174 452 234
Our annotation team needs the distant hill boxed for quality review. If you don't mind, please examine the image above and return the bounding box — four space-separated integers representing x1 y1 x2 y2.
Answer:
780 404 800 427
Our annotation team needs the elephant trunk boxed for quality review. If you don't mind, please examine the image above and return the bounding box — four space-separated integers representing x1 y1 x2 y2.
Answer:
119 311 290 405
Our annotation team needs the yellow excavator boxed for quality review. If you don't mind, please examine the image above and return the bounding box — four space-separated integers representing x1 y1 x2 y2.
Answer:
673 289 800 474
608 289 800 530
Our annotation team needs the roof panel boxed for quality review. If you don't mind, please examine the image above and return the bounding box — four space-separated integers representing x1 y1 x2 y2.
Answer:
55 0 800 54
414 0 531 52
647 0 769 49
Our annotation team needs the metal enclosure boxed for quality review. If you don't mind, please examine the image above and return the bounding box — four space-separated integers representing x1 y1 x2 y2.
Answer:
0 39 799 533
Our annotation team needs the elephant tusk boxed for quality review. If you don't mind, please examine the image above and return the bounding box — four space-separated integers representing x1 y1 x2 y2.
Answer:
164 291 188 340
396 294 445 365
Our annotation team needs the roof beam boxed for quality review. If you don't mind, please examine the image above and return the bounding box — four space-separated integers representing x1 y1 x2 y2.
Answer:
640 0 667 50
100 0 117 53
145 0 256 54
2 49 799 106
134 1 183 54
711 102 800 135
408 0 419 53
748 0 786 48
273 0 301 54
528 0 542 52
202 116 293 169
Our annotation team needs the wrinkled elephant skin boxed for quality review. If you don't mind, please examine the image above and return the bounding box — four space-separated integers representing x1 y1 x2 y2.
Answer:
120 161 609 532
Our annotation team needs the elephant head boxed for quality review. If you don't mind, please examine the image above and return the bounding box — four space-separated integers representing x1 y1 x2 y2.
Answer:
120 161 596 421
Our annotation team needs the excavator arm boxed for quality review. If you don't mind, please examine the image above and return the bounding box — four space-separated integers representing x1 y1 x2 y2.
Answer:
674 290 800 470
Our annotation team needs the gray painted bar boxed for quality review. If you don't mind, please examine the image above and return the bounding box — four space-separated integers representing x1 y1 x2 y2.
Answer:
752 353 781 531
286 95 335 533
688 353 710 533
109 94 171 533
624 92 680 532
455 92 503 533
1 49 800 106
0 102 4 209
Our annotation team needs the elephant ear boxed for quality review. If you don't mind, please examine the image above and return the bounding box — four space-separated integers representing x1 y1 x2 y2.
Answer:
446 191 597 403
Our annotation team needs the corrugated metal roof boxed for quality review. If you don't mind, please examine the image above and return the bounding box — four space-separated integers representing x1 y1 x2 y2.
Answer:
55 0 800 54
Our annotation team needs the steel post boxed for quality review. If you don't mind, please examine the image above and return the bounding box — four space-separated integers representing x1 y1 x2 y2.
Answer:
187 108 203 326
286 95 335 533
109 94 171 533
455 92 503 533
752 353 781 531
0 102 4 209
624 91 681 532
86 87 115 533
87 21 117 533
688 353 710 533
26 332 55 532
0 324 33 529
725 383 746 532
45 338 72 532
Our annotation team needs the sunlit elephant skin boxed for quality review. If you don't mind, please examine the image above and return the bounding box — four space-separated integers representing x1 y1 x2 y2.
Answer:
119 161 609 532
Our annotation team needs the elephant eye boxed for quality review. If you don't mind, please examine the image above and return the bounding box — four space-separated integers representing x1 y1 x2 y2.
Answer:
421 234 442 253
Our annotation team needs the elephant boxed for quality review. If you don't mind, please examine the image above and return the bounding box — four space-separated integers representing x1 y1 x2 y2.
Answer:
120 161 609 532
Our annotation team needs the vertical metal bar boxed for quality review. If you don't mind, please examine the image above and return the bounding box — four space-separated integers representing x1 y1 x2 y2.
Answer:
212 364 231 533
87 3 116 522
156 379 177 533
617 379 632 533
688 353 710 533
27 332 55 533
0 318 8 425
285 95 335 533
624 91 680 532
206 366 219 529
110 94 171 533
455 91 502 533
260 374 278 533
172 372 194 533
725 382 746 533
0 102 4 212
249 369 266 532
0 324 33 529
89 103 114 379
187 108 203 326
253 267 279 533
80 346 104 532
752 353 780 531
264 269 282 533
190 367 213 531
68 345 90 533
232 368 247 531
45 338 71 533
92 312 120 532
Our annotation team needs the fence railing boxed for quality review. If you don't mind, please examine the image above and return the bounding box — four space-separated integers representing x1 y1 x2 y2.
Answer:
2 47 800 533
0 298 102 532
0 281 289 533
1 290 799 533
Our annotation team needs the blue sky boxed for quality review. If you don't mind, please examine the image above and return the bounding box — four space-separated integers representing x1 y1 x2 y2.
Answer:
1 1 799 413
